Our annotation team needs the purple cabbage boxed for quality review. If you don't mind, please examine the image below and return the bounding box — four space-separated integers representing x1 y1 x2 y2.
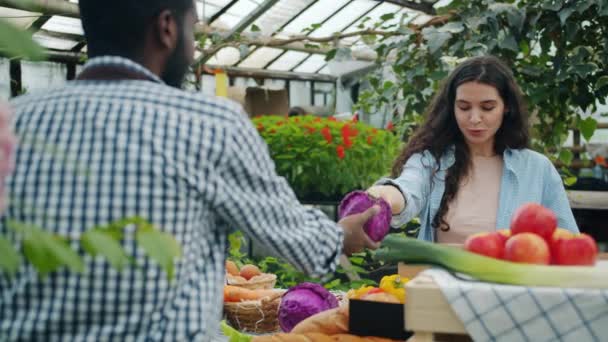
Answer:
338 190 392 242
278 282 339 332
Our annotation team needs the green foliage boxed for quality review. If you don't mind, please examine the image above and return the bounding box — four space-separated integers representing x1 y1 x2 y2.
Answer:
8 221 85 277
0 20 45 60
1 217 181 281
349 0 607 166
227 231 378 291
253 115 401 199
0 235 20 275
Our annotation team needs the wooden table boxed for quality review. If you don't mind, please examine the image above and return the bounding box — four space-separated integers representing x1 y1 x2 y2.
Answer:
399 254 608 342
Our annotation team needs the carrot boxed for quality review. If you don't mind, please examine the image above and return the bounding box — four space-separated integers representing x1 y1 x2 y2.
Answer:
223 285 280 302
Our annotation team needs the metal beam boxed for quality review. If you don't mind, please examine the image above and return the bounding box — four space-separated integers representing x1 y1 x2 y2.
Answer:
207 0 239 24
197 0 280 65
226 0 280 37
43 50 338 82
287 0 381 73
205 65 336 82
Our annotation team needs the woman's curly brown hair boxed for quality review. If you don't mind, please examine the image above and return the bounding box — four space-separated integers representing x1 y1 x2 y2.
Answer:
391 56 530 232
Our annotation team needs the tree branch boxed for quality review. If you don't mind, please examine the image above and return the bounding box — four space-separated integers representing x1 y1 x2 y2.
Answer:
382 0 437 15
199 13 454 60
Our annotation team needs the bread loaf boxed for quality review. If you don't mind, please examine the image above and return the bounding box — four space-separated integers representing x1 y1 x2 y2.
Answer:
251 332 333 341
291 306 349 335
251 333 397 342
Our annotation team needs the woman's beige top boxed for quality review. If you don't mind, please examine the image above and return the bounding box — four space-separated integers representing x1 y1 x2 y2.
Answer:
437 154 504 244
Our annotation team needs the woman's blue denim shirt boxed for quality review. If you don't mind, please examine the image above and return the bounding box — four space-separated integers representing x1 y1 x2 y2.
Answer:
377 148 579 241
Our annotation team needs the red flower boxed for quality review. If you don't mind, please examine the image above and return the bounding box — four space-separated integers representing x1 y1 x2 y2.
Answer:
269 129 277 134
294 117 300 123
314 117 322 123
367 136 373 145
256 123 264 131
371 128 378 135
341 124 359 141
386 121 394 131
305 125 316 134
343 135 353 148
328 116 337 122
352 113 359 122
321 126 332 143
276 121 284 126
336 145 345 159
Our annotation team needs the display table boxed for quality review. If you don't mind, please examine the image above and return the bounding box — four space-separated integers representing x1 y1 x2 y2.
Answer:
400 255 608 342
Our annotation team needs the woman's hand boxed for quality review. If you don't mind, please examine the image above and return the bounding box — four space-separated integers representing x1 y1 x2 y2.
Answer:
366 185 405 215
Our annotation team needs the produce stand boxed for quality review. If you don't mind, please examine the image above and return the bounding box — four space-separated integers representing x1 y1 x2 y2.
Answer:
399 254 608 342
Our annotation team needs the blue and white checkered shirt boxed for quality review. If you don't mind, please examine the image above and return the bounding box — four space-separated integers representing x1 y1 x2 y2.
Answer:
0 56 343 341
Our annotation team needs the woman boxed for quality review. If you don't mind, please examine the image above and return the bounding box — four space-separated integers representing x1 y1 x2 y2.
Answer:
368 56 578 243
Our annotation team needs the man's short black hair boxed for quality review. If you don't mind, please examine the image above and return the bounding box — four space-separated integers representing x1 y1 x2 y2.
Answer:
79 0 194 58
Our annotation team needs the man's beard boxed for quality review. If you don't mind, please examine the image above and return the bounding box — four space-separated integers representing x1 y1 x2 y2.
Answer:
162 34 190 89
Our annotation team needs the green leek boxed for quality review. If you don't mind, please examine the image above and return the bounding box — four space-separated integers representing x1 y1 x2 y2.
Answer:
374 235 608 288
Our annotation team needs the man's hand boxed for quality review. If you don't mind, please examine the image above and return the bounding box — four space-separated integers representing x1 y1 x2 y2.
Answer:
338 205 382 256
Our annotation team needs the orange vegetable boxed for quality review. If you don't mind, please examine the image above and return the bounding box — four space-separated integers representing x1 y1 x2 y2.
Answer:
223 285 278 302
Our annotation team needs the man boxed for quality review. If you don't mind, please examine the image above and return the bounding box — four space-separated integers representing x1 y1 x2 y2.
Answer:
0 0 379 340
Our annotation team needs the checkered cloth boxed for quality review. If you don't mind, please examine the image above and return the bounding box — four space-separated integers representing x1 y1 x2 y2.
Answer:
0 56 343 341
425 265 608 342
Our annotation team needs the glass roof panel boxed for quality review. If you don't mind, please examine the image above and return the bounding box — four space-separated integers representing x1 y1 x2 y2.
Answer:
292 54 326 73
266 51 309 71
281 0 350 35
238 47 283 68
317 65 331 75
247 0 315 35
211 0 262 30
33 32 78 50
309 0 378 38
42 16 83 35
206 47 242 66
0 7 40 29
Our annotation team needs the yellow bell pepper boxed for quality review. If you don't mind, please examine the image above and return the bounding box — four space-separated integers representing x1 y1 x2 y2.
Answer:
346 285 376 299
379 274 408 303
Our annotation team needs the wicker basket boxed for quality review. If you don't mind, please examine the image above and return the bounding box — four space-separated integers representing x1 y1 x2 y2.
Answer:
224 291 284 334
226 273 277 290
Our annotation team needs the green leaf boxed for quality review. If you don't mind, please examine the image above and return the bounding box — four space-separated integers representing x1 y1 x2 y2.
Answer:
499 33 519 52
0 236 20 276
136 227 181 281
596 76 608 90
380 13 395 21
250 24 260 32
559 149 573 165
0 20 45 60
489 3 516 14
569 63 598 78
221 320 253 342
507 9 525 33
82 229 131 271
8 221 85 277
438 22 464 34
325 49 337 61
579 117 597 141
564 176 577 186
559 6 576 25
543 0 565 11
422 28 452 54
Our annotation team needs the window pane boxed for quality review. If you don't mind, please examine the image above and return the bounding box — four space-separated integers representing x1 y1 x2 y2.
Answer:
42 16 84 35
267 51 309 71
238 47 283 69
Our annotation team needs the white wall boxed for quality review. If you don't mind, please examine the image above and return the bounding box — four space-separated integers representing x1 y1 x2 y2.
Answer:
0 58 9 101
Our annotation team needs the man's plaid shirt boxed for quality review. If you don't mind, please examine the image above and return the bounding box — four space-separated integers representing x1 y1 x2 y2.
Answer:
0 56 343 341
